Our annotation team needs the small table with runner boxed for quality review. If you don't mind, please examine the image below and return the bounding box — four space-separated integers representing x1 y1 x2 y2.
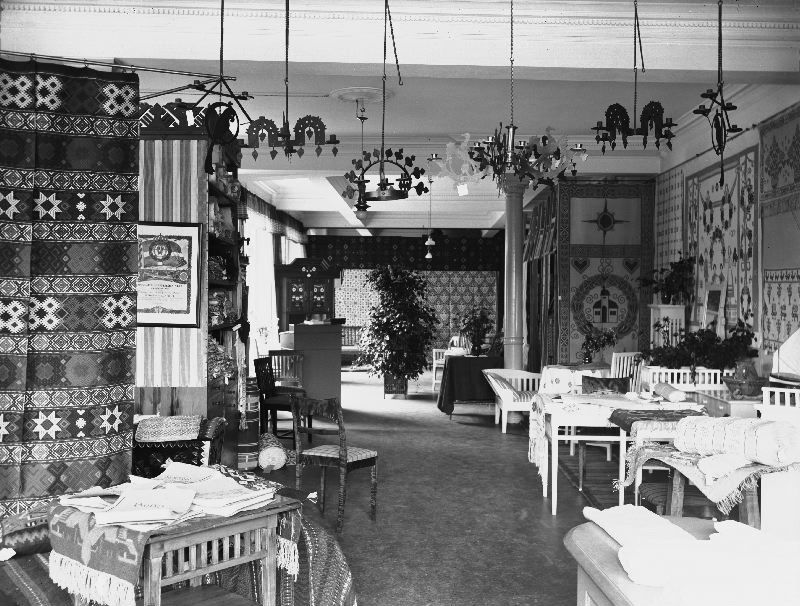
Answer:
436 355 503 417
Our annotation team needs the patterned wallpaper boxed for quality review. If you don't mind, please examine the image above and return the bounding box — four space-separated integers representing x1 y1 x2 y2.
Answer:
654 166 685 270
760 101 800 351
556 181 655 363
306 233 503 271
686 148 758 331
335 269 498 350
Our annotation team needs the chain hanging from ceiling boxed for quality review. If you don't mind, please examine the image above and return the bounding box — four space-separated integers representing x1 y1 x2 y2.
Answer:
466 0 588 193
340 0 428 220
692 0 741 186
246 0 339 160
591 0 676 154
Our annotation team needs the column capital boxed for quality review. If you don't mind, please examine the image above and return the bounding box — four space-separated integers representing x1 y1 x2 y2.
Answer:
502 174 530 198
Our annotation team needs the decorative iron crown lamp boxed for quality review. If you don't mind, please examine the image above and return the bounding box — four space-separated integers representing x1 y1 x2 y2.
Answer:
341 0 428 218
591 0 676 154
692 0 741 186
246 0 339 161
467 0 587 192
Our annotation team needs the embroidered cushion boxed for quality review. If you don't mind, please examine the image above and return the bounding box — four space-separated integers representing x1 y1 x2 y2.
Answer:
582 376 630 394
0 503 51 559
135 415 202 442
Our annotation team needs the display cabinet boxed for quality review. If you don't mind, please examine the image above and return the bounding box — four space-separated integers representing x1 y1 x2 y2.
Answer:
275 257 339 331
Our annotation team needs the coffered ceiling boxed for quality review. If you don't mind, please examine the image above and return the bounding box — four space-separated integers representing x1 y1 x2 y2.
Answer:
3 0 799 235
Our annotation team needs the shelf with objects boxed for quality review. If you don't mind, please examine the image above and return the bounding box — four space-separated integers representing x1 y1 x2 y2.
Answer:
206 141 252 470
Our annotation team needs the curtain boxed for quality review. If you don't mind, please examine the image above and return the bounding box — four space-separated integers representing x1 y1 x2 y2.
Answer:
281 234 305 264
245 203 280 373
0 60 138 517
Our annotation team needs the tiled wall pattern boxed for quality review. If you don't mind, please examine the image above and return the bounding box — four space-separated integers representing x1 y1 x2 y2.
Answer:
335 269 498 350
654 166 684 270
306 234 503 271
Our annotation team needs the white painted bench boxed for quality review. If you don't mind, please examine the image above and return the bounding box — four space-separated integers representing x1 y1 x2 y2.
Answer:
482 369 541 433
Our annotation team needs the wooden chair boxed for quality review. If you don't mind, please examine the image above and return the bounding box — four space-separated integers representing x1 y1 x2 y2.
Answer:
290 395 377 534
610 351 640 382
254 356 305 448
431 348 447 391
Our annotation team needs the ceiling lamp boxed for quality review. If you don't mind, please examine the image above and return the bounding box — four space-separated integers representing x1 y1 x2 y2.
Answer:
692 0 741 186
424 154 439 259
246 0 339 161
433 134 488 193
591 0 676 154
341 0 428 218
468 0 587 191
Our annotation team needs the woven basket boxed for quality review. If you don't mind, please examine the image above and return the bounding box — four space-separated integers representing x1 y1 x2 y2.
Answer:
722 376 769 399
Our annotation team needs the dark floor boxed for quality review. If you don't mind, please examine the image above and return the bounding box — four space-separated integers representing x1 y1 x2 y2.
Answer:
264 370 603 606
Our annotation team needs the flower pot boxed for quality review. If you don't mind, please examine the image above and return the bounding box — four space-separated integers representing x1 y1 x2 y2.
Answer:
470 344 482 356
582 351 593 364
383 373 408 397
660 292 672 304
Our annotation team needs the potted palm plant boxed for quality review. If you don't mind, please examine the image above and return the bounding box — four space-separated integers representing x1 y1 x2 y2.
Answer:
459 307 495 356
357 266 439 396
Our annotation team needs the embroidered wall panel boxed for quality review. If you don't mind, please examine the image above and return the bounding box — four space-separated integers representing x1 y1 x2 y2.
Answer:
654 166 684 270
556 182 654 363
335 269 498 350
685 148 758 332
759 102 800 351
0 60 138 517
136 138 208 390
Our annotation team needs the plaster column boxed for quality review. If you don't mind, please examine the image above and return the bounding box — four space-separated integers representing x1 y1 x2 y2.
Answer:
503 176 527 369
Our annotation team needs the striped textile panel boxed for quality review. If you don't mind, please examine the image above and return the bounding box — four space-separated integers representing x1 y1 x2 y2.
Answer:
136 138 208 388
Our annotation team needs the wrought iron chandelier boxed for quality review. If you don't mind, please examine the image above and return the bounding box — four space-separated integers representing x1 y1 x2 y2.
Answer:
693 0 741 186
468 0 587 191
591 0 676 154
246 0 339 160
341 0 428 219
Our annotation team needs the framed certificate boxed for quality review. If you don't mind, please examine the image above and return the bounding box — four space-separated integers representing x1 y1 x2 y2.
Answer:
137 222 202 327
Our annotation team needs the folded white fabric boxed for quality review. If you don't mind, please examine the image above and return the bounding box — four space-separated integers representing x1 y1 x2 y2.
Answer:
583 505 695 547
652 382 687 402
696 452 753 480
674 416 800 466
618 519 800 605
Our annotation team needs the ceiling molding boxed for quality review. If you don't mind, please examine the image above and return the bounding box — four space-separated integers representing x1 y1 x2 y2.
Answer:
4 1 798 32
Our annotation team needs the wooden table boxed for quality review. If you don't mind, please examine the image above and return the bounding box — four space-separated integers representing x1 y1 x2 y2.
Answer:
436 355 503 416
142 495 301 606
530 393 706 515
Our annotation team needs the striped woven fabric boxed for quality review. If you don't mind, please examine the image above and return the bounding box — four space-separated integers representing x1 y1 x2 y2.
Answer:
511 390 537 402
302 445 377 463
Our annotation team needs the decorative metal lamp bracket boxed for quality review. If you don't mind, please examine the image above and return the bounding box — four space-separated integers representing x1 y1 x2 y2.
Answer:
246 115 340 160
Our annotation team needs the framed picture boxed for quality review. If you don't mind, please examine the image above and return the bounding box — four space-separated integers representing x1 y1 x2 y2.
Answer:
137 222 202 327
702 279 726 338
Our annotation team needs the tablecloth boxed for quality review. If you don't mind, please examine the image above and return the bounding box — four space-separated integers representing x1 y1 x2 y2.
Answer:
436 355 503 415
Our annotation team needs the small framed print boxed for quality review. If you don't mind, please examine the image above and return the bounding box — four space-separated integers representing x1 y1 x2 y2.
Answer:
137 222 202 327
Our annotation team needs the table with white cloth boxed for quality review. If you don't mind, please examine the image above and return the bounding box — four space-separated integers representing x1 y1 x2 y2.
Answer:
538 363 611 394
528 392 706 515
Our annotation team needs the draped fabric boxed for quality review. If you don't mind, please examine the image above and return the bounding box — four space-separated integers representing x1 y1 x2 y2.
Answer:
0 60 138 518
244 200 280 373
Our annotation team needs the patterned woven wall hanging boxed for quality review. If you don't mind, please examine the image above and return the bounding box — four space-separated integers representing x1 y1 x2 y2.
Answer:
0 59 138 518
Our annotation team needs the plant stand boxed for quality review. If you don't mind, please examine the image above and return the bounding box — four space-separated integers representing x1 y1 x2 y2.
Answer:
383 373 408 398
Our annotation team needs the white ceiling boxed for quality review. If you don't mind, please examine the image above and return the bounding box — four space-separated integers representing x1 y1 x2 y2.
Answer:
4 0 799 235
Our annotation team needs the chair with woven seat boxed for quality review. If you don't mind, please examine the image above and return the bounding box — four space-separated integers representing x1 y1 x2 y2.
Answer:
290 395 377 533
254 355 306 448
431 348 446 391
